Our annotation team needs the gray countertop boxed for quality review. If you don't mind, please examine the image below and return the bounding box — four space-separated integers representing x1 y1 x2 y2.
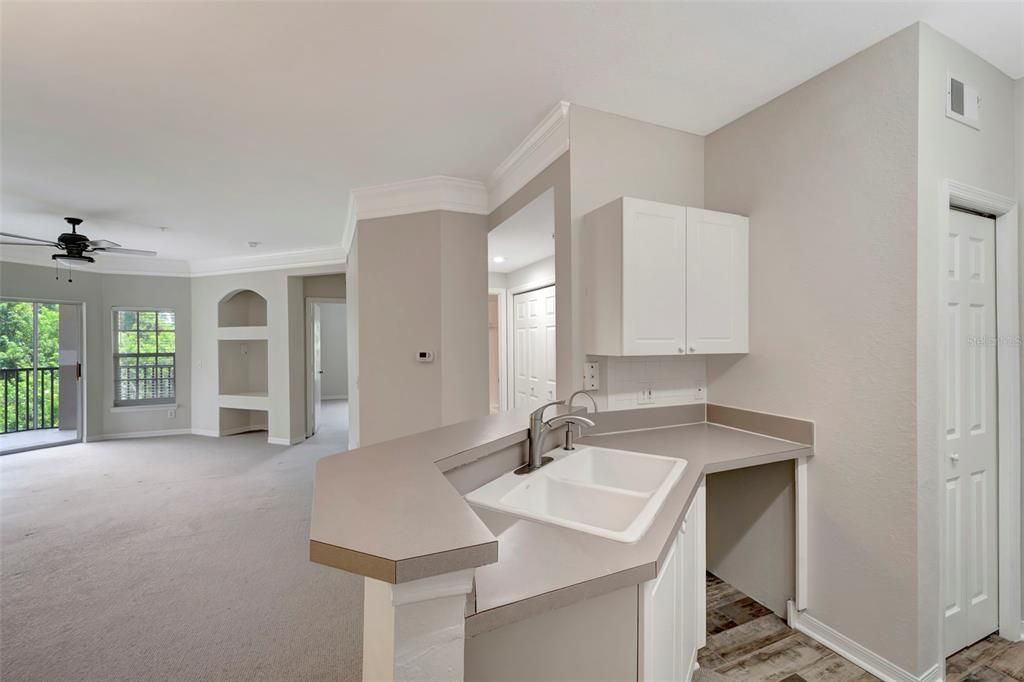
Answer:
309 403 811 632
310 405 577 583
466 423 811 633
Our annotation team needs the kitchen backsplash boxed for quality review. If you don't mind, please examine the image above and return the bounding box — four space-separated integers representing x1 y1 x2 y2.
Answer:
592 355 707 411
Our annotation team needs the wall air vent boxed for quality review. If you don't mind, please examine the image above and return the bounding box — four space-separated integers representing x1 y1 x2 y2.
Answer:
946 72 980 130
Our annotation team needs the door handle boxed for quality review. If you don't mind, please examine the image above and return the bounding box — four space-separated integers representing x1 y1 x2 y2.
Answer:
76 362 82 380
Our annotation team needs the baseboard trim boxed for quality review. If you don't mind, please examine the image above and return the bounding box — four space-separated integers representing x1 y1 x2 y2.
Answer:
93 428 192 441
786 603 941 682
191 429 219 438
268 436 300 446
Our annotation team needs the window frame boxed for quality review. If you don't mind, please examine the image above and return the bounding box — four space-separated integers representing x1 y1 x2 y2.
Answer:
112 307 177 407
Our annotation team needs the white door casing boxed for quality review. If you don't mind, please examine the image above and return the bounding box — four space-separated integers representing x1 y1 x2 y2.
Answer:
622 199 687 356
942 209 999 655
312 304 323 435
685 208 749 354
513 285 556 408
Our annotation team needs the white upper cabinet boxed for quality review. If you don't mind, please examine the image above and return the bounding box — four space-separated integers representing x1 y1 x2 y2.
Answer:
582 198 749 356
685 208 749 354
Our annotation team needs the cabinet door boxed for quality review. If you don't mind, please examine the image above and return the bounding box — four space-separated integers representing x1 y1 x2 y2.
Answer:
679 483 706 679
643 538 682 682
622 199 687 356
685 208 749 354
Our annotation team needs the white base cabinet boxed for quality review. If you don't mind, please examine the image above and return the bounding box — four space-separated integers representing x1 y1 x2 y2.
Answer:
641 481 706 682
582 198 749 356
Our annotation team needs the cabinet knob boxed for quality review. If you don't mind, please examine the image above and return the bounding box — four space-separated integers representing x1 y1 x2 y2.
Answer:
950 453 960 462
688 346 696 353
678 347 685 353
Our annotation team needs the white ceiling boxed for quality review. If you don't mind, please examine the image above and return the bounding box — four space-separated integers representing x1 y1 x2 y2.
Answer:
3 2 1020 267
488 189 555 274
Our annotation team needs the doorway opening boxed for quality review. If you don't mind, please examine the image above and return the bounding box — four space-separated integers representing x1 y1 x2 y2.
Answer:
306 297 347 438
0 299 83 454
487 188 556 412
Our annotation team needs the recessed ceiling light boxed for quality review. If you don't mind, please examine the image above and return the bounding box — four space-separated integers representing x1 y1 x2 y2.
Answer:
248 241 261 248
492 256 505 263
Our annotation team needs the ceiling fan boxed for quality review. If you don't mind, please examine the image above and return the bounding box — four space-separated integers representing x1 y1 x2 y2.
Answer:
0 217 157 263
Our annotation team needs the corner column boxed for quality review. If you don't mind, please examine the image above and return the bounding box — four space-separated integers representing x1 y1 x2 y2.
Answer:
362 569 474 682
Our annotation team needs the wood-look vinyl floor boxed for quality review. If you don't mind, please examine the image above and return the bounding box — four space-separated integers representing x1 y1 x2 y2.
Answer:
947 633 1024 681
698 573 879 681
699 573 1024 681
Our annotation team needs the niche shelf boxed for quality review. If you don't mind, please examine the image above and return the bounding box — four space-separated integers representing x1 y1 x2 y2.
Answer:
218 289 267 327
217 289 269 437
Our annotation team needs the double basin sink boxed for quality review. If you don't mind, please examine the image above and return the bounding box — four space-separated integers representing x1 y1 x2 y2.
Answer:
465 446 686 543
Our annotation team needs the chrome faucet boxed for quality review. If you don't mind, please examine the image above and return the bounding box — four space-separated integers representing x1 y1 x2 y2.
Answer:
516 401 596 475
568 389 599 414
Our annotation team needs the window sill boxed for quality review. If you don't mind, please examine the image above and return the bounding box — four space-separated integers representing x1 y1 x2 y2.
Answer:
110 404 180 413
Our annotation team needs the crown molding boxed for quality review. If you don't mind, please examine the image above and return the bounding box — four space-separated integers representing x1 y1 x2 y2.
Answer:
188 244 347 277
487 101 570 211
351 175 489 222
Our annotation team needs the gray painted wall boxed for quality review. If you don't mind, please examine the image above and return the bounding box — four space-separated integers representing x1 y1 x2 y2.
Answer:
351 210 488 446
0 261 192 438
705 26 922 673
320 303 348 398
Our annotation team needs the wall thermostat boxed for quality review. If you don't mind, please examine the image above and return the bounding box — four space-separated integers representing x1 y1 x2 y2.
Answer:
416 351 435 363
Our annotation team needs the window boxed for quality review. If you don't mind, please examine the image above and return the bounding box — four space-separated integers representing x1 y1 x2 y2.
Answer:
113 309 175 406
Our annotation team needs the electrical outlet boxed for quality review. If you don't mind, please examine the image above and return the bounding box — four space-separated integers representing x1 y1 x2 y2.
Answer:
638 388 655 405
583 362 600 390
168 408 176 419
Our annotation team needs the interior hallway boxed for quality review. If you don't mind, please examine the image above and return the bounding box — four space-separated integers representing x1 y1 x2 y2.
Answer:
0 400 363 681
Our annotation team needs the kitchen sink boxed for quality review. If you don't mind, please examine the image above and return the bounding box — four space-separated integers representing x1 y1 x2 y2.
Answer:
465 446 686 543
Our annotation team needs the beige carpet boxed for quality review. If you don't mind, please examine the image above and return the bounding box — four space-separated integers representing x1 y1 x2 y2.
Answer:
1 401 363 681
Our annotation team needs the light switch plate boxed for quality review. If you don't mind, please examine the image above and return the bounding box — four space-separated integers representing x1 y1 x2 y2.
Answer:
638 388 655 405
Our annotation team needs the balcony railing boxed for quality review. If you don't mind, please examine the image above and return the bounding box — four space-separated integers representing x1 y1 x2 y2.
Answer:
2 367 60 434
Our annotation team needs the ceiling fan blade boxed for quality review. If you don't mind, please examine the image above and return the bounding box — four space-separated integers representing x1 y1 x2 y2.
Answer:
0 241 58 247
95 247 158 257
0 232 60 247
87 239 121 248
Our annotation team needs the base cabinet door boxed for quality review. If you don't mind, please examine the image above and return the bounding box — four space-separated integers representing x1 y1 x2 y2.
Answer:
641 486 705 682
642 537 682 681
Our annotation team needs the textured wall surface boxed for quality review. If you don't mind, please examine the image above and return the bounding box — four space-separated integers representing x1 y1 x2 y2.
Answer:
705 27 921 672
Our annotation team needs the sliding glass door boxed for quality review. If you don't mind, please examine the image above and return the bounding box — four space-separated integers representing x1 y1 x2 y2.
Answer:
0 300 82 454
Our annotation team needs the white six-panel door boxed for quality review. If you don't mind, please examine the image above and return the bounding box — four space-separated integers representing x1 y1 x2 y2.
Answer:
942 209 999 655
513 285 556 408
685 208 749 354
622 199 687 356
